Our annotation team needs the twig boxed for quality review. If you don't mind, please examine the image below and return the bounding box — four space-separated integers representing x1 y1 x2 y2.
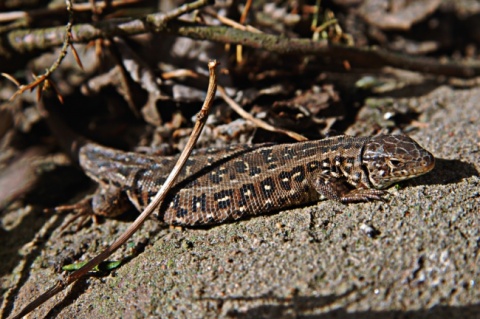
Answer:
0 0 143 23
168 24 480 78
4 15 480 78
7 0 78 101
202 7 262 33
157 67 307 141
236 0 253 62
1 0 211 60
239 0 252 25
9 60 219 319
217 86 308 142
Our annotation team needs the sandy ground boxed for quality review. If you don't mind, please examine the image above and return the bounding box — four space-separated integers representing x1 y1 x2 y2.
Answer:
1 84 479 318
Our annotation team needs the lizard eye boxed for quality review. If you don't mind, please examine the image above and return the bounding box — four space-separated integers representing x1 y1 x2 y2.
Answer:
388 159 402 167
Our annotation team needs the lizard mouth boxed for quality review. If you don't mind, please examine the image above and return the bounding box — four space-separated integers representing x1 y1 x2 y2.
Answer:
399 150 435 179
418 152 435 175
367 153 435 189
402 153 435 179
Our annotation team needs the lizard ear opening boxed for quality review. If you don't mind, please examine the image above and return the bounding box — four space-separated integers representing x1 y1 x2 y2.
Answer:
389 159 401 166
387 158 406 170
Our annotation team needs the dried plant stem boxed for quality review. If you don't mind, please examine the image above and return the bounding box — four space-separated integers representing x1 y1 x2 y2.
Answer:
5 17 480 78
7 0 78 101
0 0 143 23
9 60 219 319
2 0 479 78
218 86 308 142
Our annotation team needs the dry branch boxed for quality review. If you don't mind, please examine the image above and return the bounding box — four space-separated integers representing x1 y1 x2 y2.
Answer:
2 4 480 78
9 60 219 319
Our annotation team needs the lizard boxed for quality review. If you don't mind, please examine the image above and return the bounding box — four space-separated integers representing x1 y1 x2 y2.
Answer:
81 134 435 226
40 103 435 226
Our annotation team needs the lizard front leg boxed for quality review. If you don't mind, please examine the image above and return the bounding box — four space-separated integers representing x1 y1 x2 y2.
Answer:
309 171 386 203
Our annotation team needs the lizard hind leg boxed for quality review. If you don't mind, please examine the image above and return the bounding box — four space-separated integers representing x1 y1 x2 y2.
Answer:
52 185 132 231
53 196 96 231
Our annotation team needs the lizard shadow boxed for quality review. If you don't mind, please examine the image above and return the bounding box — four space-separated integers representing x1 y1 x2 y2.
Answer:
198 287 357 318
408 157 479 187
219 295 480 319
0 164 90 279
197 287 480 319
0 160 96 317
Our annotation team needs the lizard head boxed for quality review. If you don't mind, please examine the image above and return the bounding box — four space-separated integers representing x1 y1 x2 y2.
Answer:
362 135 435 189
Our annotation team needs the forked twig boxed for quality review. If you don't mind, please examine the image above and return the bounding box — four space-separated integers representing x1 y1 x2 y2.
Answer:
159 69 307 141
9 60 219 319
217 85 308 142
6 0 81 102
0 0 142 23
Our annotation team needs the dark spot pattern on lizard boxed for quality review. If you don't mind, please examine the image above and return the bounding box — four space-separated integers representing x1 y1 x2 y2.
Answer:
279 171 293 191
342 157 355 174
171 194 180 209
176 208 188 218
131 169 150 208
209 170 222 184
234 161 247 173
239 183 256 206
259 149 274 163
267 163 278 170
307 160 321 172
342 143 352 150
214 189 234 209
260 177 275 197
283 148 297 159
249 166 261 177
291 166 305 182
191 194 207 212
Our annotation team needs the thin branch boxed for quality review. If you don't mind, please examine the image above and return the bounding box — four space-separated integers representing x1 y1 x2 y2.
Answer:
4 14 480 78
168 24 480 78
0 0 143 23
9 60 219 319
218 86 308 142
8 0 76 101
202 7 262 33
3 0 211 55
239 0 252 24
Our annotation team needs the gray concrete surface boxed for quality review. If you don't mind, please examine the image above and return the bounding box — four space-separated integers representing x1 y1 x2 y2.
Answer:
2 85 479 318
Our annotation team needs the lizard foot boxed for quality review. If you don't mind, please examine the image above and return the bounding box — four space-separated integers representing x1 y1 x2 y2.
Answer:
340 189 387 203
46 197 98 231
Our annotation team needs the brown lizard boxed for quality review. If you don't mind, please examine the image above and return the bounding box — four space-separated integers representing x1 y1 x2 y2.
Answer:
78 134 434 226
41 99 435 226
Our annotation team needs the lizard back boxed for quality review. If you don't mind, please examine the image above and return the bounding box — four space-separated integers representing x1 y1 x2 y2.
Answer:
80 136 369 225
